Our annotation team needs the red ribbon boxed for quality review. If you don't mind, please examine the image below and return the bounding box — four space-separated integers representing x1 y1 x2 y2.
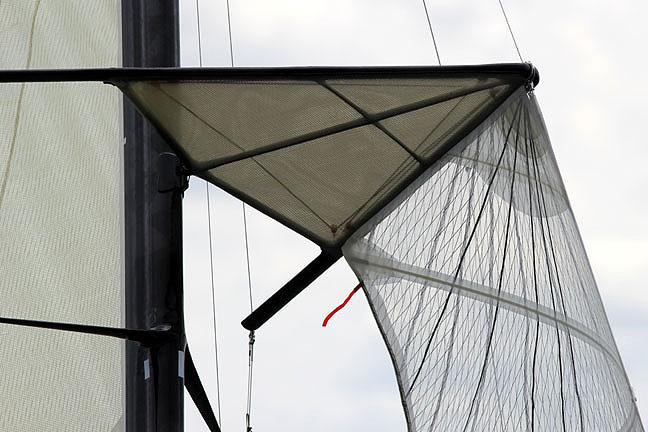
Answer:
322 282 363 327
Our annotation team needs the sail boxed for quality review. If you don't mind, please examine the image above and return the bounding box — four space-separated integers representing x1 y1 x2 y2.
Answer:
0 2 124 431
343 88 644 432
116 65 532 247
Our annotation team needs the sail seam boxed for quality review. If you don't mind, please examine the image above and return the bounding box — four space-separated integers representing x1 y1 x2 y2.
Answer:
0 1 41 211
147 86 332 228
453 154 568 202
345 252 623 370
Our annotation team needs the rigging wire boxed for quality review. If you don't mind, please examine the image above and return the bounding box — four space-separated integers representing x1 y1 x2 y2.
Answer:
196 0 223 425
195 0 204 67
242 206 254 313
496 0 524 62
246 329 255 432
223 1 256 429
205 181 223 425
242 204 255 432
226 0 235 67
421 0 441 65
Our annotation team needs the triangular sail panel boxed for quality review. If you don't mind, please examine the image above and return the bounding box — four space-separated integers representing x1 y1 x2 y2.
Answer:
343 89 644 432
115 65 534 247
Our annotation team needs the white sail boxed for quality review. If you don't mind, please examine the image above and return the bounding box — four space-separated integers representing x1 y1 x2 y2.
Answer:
0 1 124 431
344 89 644 432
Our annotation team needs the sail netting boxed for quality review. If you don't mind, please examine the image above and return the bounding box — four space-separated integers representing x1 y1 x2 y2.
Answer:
0 1 124 431
343 88 644 432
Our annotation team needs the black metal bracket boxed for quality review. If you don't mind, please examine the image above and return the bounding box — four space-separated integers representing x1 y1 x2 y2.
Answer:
158 152 189 194
241 249 342 331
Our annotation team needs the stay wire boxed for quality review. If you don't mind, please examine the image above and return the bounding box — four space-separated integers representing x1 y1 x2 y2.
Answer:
242 206 254 313
206 182 223 425
246 328 255 432
195 0 204 68
497 0 524 62
225 1 256 429
242 205 255 432
226 0 235 67
421 0 441 65
197 0 223 425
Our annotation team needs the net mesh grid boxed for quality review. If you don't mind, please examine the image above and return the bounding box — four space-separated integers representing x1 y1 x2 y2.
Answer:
344 89 644 432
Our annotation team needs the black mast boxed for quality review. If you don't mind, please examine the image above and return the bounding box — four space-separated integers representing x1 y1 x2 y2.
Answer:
122 2 184 431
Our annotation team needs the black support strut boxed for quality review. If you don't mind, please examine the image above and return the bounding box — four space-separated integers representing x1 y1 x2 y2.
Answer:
242 249 342 331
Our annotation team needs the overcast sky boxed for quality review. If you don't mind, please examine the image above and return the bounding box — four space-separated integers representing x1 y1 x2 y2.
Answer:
178 1 648 430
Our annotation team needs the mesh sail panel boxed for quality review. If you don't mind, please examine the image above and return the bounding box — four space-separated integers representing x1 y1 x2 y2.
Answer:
121 74 521 247
0 2 123 431
343 89 644 432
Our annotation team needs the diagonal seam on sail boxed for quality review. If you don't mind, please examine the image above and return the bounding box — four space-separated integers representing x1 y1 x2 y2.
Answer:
345 238 623 370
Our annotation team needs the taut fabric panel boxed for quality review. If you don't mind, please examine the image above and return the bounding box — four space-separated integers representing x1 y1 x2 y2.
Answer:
0 1 123 431
122 75 519 247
